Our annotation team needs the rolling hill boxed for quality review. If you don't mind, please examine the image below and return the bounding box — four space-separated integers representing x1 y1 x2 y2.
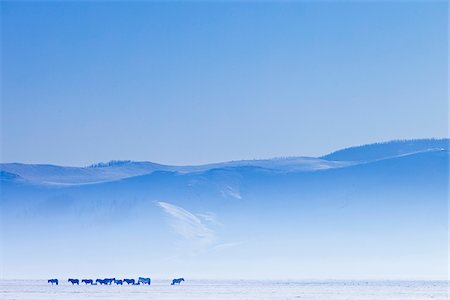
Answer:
1 138 448 280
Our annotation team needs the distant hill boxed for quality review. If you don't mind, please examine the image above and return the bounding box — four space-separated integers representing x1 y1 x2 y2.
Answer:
1 138 447 185
1 138 448 279
0 162 164 185
321 138 449 161
0 156 349 185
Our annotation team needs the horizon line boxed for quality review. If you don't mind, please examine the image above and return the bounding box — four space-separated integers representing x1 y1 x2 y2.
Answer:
1 137 448 168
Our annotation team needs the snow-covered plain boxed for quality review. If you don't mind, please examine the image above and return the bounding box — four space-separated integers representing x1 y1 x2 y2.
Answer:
0 280 447 300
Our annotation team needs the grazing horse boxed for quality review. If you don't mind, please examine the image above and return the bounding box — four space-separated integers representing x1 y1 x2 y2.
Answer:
48 279 58 285
105 278 115 285
123 279 135 285
171 278 185 285
114 279 123 285
96 279 109 285
68 278 79 285
138 277 151 285
82 279 94 285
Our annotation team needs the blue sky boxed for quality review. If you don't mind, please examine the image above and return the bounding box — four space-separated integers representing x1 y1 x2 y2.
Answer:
1 1 448 166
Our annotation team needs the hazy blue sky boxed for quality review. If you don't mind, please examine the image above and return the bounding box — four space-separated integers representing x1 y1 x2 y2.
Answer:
1 1 448 166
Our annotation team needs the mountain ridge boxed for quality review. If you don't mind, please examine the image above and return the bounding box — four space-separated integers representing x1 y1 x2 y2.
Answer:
321 138 449 161
1 138 447 280
1 138 448 186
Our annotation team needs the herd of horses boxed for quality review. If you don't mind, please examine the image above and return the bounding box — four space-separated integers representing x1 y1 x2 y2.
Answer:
48 277 184 286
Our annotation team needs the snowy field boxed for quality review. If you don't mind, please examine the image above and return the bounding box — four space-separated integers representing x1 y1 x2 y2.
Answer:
0 280 447 300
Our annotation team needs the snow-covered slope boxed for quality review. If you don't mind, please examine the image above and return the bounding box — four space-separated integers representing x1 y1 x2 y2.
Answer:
4 139 447 185
1 139 448 279
0 157 350 185
0 161 170 185
321 138 449 161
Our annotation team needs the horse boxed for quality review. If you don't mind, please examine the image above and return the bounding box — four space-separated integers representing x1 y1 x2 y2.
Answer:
114 279 123 285
138 277 151 285
68 278 79 285
123 278 135 285
48 279 58 285
171 278 185 285
104 278 115 285
95 279 109 285
81 279 94 285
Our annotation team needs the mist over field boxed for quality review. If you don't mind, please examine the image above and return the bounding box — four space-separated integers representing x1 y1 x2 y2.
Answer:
1 139 448 280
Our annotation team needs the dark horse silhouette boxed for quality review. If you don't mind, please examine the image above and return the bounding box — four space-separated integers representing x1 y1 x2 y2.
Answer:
123 279 135 285
82 279 94 285
68 279 79 285
104 278 115 285
95 279 109 285
171 278 185 285
114 279 123 285
138 277 151 285
48 279 58 285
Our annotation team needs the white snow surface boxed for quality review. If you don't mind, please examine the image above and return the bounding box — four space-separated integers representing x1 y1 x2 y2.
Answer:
0 157 353 185
0 280 447 300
